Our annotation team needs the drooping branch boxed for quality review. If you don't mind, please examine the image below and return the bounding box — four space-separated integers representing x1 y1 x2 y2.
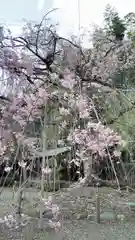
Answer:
82 76 113 89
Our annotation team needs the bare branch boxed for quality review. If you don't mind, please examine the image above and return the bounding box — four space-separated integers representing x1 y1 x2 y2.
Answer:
0 95 11 102
35 8 59 55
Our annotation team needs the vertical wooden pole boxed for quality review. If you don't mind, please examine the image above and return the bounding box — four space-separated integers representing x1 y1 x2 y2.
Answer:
126 185 129 193
17 167 23 215
17 188 23 215
40 111 47 225
22 167 27 200
12 183 15 200
96 185 100 223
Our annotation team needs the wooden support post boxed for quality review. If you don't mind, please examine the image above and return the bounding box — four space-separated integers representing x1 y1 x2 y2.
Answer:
12 184 15 200
126 185 129 193
17 188 23 215
96 185 100 223
12 181 17 200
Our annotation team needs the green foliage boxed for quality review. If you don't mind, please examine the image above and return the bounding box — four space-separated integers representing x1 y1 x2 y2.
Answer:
111 17 126 40
103 89 135 160
124 12 135 42
104 4 126 40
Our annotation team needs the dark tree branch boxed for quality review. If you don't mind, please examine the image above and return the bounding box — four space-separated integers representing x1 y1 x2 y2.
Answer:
104 42 122 57
81 76 113 89
0 95 11 102
35 8 59 54
59 36 85 57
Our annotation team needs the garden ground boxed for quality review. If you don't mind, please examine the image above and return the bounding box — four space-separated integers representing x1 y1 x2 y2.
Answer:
0 186 135 239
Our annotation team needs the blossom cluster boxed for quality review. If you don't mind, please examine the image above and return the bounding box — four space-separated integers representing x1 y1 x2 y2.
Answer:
68 122 122 158
42 196 62 232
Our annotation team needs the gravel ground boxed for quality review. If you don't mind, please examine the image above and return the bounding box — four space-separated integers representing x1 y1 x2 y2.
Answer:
0 186 135 239
1 219 135 240
63 220 135 240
